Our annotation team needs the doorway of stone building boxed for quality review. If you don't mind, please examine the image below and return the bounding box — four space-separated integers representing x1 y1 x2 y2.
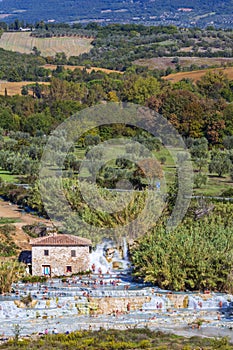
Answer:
42 265 51 276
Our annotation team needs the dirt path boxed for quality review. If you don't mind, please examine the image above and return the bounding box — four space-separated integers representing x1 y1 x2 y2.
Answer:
0 199 54 250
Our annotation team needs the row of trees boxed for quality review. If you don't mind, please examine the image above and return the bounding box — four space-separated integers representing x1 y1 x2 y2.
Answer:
0 48 48 82
2 23 228 71
1 125 233 189
0 68 232 143
0 130 46 179
63 25 233 71
187 137 233 188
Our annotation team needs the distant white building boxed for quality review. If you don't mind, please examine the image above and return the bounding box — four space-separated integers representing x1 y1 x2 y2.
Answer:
19 27 31 32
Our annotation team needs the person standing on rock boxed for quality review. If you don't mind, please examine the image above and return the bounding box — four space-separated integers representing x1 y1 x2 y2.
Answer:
127 302 131 312
91 264 96 273
53 327 58 334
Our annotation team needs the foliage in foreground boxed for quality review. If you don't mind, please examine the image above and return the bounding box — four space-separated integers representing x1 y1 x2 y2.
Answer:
131 203 233 292
20 275 47 284
0 224 19 257
0 261 24 294
1 329 232 350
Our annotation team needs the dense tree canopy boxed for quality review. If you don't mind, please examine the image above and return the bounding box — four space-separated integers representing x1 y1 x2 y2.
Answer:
131 203 233 291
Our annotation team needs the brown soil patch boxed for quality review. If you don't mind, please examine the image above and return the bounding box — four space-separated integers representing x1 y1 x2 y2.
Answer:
43 64 123 74
162 66 233 83
0 81 50 96
0 199 53 250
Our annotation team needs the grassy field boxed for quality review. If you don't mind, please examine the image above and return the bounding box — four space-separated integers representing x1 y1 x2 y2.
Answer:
134 57 233 70
1 328 232 349
155 149 233 196
43 64 123 74
73 144 233 196
0 32 93 57
0 217 21 224
0 169 17 182
0 81 49 96
195 175 232 196
163 66 233 83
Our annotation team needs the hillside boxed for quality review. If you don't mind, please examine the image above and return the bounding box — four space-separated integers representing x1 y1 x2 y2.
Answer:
0 199 53 253
0 0 233 27
134 57 233 71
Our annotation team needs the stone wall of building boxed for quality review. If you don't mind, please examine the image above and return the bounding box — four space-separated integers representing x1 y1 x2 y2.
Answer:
31 246 90 276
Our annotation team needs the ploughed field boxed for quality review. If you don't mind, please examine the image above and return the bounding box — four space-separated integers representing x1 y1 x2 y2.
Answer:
0 81 49 96
42 64 123 74
163 66 233 83
0 32 93 57
134 57 233 70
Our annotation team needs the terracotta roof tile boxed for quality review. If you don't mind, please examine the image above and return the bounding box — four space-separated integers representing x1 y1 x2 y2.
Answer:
30 234 92 247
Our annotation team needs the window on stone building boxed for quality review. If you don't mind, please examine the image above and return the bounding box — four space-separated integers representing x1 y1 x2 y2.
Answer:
71 250 76 257
66 266 72 273
44 249 49 256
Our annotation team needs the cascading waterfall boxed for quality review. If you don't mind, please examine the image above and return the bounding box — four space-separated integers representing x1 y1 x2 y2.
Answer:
89 238 131 273
143 295 166 311
89 242 111 273
122 237 129 261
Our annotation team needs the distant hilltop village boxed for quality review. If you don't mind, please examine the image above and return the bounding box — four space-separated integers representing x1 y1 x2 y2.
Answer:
0 0 232 28
178 8 193 12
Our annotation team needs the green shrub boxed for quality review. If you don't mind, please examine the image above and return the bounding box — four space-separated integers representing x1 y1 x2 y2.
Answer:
20 275 47 283
20 293 32 306
138 339 151 348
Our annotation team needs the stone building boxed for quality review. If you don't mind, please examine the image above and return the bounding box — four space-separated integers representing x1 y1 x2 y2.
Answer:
30 234 92 276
